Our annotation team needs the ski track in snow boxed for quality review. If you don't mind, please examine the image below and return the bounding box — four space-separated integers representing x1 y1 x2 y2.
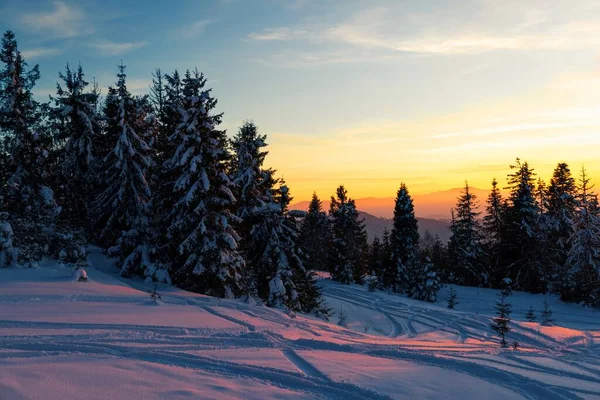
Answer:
1 253 599 400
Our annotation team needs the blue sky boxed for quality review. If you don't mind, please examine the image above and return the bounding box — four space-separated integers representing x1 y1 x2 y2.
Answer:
2 0 600 199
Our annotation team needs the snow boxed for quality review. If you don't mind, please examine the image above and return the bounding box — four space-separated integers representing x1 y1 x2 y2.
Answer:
0 248 599 399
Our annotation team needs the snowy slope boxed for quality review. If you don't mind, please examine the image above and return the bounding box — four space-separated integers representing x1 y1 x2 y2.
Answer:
1 249 599 400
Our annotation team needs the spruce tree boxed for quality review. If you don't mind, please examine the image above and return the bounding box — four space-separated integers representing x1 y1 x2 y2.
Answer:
299 192 330 272
546 162 577 290
160 69 244 298
483 179 505 286
491 291 512 347
368 236 384 281
229 121 277 297
50 63 102 234
408 257 441 302
0 212 16 268
0 30 56 265
541 298 554 325
525 306 536 322
230 121 275 222
380 227 395 288
91 63 158 280
503 158 545 293
327 185 367 284
448 182 487 286
562 167 600 307
446 286 458 309
390 183 419 292
250 182 326 314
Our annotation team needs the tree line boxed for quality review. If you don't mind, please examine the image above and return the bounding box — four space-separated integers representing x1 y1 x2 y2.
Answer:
0 30 598 312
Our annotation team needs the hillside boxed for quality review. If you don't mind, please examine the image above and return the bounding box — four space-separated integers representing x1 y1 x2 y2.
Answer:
290 187 491 220
359 212 451 243
1 250 598 399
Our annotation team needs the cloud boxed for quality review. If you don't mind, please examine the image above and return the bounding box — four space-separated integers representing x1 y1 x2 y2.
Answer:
176 19 212 38
247 27 309 41
94 41 148 56
127 79 152 95
246 2 600 60
20 1 92 39
21 48 61 59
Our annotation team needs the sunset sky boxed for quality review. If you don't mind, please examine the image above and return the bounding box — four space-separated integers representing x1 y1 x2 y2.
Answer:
2 0 600 201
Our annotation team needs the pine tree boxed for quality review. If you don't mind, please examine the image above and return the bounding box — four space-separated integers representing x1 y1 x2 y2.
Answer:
491 291 512 347
266 184 326 314
368 236 384 281
0 30 56 265
446 286 458 309
0 212 16 268
90 63 158 281
448 182 487 286
230 121 275 222
525 306 536 322
534 178 548 214
50 63 102 234
483 179 505 285
148 68 170 165
541 298 555 325
408 257 441 302
380 227 395 288
299 192 330 272
502 158 545 293
562 167 600 307
546 163 577 289
160 69 244 298
230 121 276 298
390 183 420 292
327 185 367 284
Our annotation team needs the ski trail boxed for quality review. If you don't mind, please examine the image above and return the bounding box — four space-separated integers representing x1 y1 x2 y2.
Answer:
373 299 403 337
198 305 257 332
281 349 330 380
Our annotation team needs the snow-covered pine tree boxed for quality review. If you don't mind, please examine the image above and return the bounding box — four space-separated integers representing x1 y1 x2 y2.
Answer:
161 69 244 298
50 63 102 234
327 185 368 284
502 158 545 293
0 212 16 268
408 257 441 302
230 121 275 222
534 178 548 214
545 162 577 291
380 227 395 288
229 120 276 298
540 298 555 325
491 291 512 347
148 68 170 166
483 179 508 287
299 192 330 272
242 178 326 314
368 235 384 287
90 63 158 280
446 286 458 309
525 306 536 322
448 182 487 286
0 30 57 266
562 167 600 307
390 183 420 293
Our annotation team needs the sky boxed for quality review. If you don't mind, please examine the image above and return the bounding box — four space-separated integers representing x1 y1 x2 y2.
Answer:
1 0 600 202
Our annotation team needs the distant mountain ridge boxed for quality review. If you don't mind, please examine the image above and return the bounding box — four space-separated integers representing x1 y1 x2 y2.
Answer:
290 187 490 220
358 211 451 243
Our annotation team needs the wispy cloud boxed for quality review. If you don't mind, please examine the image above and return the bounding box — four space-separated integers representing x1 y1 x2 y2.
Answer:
247 2 600 61
21 48 61 59
247 27 309 41
20 1 92 39
176 19 212 38
94 41 148 56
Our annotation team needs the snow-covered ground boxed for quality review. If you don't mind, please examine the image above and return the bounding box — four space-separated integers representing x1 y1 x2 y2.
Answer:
1 249 599 399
